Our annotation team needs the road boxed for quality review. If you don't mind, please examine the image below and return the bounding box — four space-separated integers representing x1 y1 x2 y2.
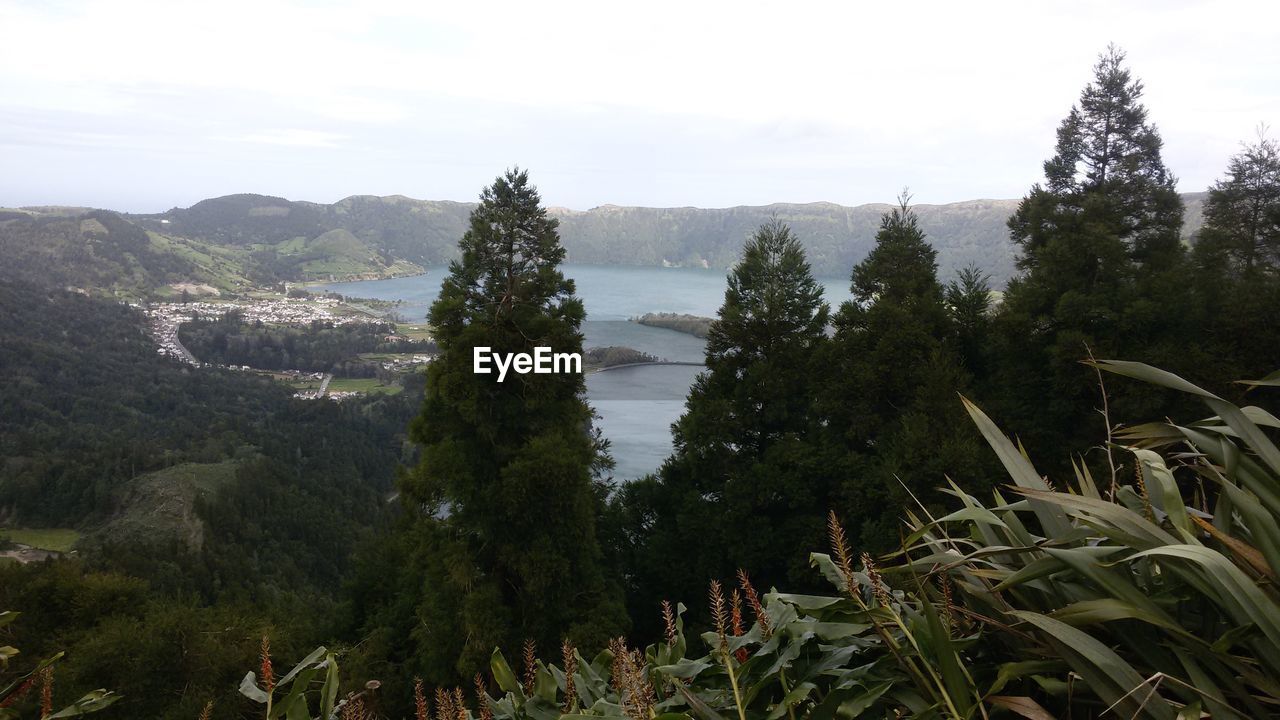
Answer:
165 321 200 365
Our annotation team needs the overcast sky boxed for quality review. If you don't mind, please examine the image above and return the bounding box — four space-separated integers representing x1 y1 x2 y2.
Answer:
2 0 1278 213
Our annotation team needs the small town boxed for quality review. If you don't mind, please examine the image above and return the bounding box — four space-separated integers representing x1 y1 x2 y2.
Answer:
136 296 427 400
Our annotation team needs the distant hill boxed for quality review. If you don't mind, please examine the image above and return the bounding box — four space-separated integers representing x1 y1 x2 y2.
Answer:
138 191 1210 285
134 193 466 279
1 191 1210 295
0 208 218 294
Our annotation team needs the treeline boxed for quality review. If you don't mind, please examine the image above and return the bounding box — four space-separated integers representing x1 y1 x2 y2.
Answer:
178 312 436 375
632 312 713 338
615 47 1280 631
342 48 1280 718
583 346 661 368
5 46 1280 720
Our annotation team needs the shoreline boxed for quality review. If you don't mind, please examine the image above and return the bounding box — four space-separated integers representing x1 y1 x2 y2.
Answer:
590 360 704 374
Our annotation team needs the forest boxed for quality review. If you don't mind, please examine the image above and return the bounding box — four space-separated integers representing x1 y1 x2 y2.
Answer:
3 46 1280 720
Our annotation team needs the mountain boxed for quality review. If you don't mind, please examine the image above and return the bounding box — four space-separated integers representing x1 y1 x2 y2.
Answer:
139 191 1209 284
551 199 1023 280
2 192 1209 296
137 194 1033 281
135 193 465 280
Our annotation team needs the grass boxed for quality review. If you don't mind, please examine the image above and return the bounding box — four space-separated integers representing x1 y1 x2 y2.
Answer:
147 232 255 291
299 259 380 277
397 323 434 341
327 377 402 395
90 461 240 549
357 352 420 362
0 528 81 553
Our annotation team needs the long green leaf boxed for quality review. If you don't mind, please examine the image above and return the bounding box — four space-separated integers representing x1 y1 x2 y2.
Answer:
961 396 1072 538
1011 611 1176 720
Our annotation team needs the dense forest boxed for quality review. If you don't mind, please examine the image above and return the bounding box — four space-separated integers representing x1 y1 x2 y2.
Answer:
0 277 428 717
4 46 1280 720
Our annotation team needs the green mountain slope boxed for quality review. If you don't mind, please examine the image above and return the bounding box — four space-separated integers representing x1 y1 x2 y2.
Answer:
0 209 207 294
3 191 1209 295
137 191 1211 284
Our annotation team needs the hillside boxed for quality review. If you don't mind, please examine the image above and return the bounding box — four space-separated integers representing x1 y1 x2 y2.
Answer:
135 193 464 280
137 191 1210 285
1 192 1209 296
0 208 221 295
0 277 422 578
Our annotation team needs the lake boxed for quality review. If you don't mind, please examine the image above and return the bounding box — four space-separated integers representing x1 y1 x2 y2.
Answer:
317 264 853 480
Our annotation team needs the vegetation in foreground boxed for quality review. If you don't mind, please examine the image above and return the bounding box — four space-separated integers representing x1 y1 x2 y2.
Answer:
47 358 1266 720
3 44 1280 720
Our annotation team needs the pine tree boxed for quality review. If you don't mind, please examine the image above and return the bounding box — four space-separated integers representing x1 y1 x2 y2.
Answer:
1195 131 1280 277
616 219 834 628
994 46 1193 456
1011 45 1183 274
396 168 626 680
946 264 993 381
821 195 987 548
1192 132 1280 389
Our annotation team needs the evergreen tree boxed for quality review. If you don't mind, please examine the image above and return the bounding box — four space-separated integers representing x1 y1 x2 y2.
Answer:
821 196 987 548
391 168 626 681
993 46 1193 455
1192 132 1280 389
616 219 833 630
946 264 994 381
1195 131 1280 277
1011 45 1183 272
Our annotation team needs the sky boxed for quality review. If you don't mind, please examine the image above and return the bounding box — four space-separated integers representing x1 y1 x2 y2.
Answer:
2 0 1278 213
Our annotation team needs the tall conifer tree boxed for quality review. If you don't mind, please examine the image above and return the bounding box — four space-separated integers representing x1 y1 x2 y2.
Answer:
994 46 1192 454
616 219 834 626
1195 132 1280 277
1192 132 1280 388
398 168 626 680
821 196 987 547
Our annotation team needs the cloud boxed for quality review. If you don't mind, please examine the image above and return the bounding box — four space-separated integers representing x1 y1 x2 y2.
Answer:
230 129 347 148
1 0 1278 211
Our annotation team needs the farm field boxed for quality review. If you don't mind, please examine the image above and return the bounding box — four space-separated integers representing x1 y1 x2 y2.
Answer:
327 377 402 395
0 527 81 553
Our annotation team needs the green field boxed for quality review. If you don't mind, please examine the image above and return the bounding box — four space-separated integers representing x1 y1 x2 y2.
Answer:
327 377 402 395
397 323 433 341
0 528 81 553
147 232 255 292
357 352 419 362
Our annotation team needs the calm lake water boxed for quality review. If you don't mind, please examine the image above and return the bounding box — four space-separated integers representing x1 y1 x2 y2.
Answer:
318 264 852 480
